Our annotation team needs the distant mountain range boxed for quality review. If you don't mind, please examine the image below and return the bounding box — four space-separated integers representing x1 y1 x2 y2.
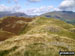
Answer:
0 11 30 18
41 11 75 24
0 11 75 24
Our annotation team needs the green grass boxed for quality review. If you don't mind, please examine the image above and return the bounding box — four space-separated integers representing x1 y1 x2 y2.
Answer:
21 17 75 39
24 43 59 56
0 46 18 56
0 17 75 56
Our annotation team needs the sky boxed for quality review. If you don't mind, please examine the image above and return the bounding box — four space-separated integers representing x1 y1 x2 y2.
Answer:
0 0 75 15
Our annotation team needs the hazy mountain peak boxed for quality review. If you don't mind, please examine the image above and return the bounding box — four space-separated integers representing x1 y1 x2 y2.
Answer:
0 11 30 18
41 11 75 25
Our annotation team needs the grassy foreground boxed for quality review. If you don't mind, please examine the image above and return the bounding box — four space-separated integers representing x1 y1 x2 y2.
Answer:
0 17 75 56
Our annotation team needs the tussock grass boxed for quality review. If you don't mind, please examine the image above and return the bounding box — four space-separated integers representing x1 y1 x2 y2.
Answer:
0 17 75 56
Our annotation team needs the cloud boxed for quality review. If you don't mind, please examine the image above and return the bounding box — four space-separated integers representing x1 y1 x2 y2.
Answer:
13 0 18 4
0 4 9 11
0 0 55 15
58 0 75 11
54 8 61 11
0 4 21 12
25 6 54 15
5 0 18 4
28 0 41 2
1 0 41 2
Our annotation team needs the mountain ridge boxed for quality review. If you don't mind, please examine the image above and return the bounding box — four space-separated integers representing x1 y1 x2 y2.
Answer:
0 16 75 56
0 11 30 18
41 11 75 25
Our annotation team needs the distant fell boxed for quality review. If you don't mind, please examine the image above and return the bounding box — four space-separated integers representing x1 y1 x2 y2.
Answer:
0 11 30 18
41 11 75 24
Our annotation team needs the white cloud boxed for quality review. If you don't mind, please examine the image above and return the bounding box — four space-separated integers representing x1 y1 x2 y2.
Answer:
0 0 56 15
13 0 18 4
25 6 54 15
54 8 61 11
28 0 41 2
0 4 9 11
58 0 75 11
0 4 21 12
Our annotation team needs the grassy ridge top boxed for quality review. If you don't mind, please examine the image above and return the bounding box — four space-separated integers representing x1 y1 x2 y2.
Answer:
22 17 75 39
0 17 75 56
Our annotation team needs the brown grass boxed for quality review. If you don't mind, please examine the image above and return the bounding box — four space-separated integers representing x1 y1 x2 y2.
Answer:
0 16 34 34
0 30 15 41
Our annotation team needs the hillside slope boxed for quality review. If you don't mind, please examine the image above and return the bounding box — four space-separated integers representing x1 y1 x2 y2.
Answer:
0 30 15 41
41 11 75 25
0 17 75 56
0 16 33 41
